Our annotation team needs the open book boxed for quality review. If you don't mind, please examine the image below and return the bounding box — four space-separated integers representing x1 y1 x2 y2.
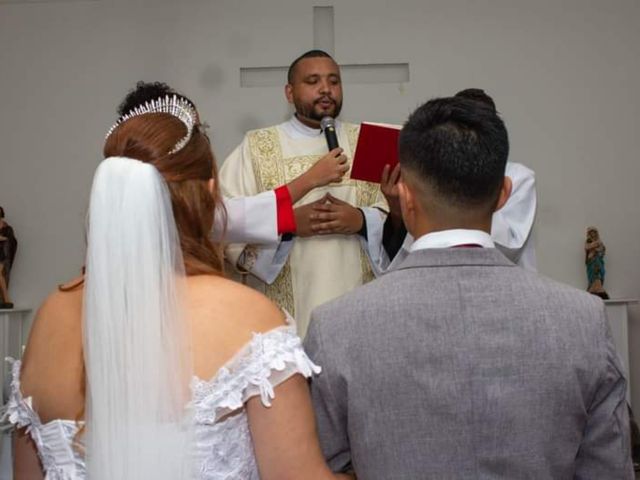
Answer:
350 122 402 184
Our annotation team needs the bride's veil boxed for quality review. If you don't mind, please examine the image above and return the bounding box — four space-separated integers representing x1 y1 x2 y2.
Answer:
83 156 193 479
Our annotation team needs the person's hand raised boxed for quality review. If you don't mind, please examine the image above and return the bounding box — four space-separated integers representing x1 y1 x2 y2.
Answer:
380 163 401 222
305 148 349 188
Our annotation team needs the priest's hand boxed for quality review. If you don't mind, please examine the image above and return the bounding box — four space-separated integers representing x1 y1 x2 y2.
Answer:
294 199 327 237
286 149 349 204
310 194 364 235
306 148 349 187
380 163 402 226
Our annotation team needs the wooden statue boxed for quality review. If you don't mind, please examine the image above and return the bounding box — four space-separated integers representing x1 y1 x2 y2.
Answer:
585 226 609 300
0 206 17 309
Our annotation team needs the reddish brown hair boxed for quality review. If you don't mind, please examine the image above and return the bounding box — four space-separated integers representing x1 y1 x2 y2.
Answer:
103 113 226 276
68 112 226 440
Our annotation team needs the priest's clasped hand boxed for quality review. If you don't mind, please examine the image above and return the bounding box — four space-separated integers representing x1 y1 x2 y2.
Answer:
294 198 327 237
309 193 364 235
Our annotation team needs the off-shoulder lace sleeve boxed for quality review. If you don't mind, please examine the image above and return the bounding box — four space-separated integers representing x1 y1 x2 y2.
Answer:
2 358 40 433
239 325 321 407
191 325 321 422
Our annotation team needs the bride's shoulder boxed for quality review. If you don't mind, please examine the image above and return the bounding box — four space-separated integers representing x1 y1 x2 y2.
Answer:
188 275 286 333
187 275 288 381
20 279 83 399
30 279 83 337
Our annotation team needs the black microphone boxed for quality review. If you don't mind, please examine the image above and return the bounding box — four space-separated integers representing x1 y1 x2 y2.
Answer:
320 116 339 151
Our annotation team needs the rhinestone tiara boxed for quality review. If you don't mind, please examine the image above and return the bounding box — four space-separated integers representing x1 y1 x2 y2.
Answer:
105 94 198 155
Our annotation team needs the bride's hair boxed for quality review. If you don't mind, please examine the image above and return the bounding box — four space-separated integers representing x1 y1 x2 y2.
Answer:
103 112 226 275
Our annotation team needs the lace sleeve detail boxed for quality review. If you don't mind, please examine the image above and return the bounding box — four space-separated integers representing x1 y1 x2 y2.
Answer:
239 326 321 407
1 358 40 433
191 325 321 422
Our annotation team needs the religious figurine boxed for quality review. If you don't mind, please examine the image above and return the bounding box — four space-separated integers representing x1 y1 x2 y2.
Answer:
0 206 18 309
585 226 609 300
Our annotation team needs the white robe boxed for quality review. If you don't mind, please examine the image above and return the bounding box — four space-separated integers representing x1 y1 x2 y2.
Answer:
217 192 279 245
219 116 388 336
373 161 538 273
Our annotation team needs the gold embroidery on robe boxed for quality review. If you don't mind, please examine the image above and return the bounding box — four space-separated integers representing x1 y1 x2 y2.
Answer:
247 128 295 315
246 123 380 313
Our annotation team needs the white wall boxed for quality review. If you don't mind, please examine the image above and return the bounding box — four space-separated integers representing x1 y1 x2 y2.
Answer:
1 0 639 403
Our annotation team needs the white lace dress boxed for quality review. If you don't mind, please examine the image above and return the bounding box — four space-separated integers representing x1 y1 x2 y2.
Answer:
4 325 320 479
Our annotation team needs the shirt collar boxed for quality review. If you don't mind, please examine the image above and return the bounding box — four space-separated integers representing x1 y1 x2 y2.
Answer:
409 229 495 252
283 114 341 139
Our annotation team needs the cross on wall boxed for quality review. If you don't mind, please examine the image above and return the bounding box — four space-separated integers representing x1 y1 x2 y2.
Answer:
240 6 410 87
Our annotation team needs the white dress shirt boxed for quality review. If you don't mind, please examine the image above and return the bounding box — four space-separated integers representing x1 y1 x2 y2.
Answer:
410 229 495 252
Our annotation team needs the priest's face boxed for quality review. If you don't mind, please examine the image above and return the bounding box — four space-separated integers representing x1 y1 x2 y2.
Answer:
285 57 343 126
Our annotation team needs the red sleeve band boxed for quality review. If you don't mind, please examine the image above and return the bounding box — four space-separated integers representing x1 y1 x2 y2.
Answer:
274 186 296 235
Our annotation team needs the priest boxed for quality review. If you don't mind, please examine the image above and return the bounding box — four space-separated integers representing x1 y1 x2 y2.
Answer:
219 50 388 336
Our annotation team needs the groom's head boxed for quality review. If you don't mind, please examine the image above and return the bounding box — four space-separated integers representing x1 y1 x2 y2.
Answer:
397 96 512 237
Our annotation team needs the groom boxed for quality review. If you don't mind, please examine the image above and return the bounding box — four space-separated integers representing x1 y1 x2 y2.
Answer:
304 97 633 478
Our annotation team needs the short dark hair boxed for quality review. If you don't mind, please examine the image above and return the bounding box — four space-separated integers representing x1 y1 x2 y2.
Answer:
0 206 4 218
287 50 335 84
455 88 496 113
399 96 509 208
117 81 195 117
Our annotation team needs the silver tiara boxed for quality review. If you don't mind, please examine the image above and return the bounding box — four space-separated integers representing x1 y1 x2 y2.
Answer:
105 94 198 155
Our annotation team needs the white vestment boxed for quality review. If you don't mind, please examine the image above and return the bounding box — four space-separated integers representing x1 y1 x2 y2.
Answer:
218 192 279 244
378 161 538 273
220 116 388 336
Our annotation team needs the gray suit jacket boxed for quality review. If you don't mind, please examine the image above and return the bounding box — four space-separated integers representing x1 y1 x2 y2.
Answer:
304 248 633 479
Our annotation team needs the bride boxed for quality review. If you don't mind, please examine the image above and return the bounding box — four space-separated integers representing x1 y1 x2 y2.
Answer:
7 93 353 479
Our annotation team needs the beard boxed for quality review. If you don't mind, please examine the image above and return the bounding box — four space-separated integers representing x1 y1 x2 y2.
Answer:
294 96 343 123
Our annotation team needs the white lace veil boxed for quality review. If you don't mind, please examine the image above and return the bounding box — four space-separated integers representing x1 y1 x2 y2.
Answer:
83 156 193 479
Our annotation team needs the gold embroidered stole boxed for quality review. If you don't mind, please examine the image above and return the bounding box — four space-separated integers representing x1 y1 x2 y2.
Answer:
247 124 379 315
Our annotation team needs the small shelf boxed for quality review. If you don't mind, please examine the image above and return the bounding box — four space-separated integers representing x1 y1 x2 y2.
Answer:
0 308 31 314
604 298 639 306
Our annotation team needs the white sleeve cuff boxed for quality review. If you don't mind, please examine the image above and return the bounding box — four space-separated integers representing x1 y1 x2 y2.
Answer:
219 192 278 245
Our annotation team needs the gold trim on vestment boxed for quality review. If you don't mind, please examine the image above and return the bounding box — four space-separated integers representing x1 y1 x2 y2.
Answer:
247 128 295 315
246 123 380 313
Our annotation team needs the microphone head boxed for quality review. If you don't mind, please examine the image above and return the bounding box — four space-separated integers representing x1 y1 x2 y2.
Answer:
320 116 336 131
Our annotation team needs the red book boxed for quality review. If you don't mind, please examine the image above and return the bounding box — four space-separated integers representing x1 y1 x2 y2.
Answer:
350 122 402 184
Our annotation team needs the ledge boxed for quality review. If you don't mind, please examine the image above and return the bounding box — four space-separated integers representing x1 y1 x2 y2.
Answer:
0 308 31 314
604 299 639 305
